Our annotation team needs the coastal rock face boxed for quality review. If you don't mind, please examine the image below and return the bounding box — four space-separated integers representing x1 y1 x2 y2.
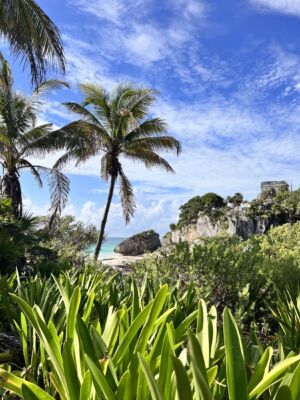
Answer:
115 230 161 255
168 211 289 244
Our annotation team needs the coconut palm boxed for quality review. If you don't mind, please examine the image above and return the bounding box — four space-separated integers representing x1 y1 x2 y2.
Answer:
53 83 181 259
0 55 69 222
0 0 65 85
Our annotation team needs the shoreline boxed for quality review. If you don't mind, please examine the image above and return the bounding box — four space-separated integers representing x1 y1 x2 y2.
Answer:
100 253 145 268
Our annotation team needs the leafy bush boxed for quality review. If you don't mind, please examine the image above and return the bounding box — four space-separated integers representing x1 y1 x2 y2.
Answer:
226 192 244 206
177 192 225 228
36 215 97 265
134 222 300 329
0 267 299 399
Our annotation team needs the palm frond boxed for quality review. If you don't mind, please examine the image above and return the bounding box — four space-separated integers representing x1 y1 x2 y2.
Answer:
17 124 53 151
125 118 167 141
118 167 136 224
63 102 101 125
80 83 111 124
127 136 182 155
17 159 43 187
110 84 136 111
47 168 70 229
0 0 66 85
0 52 13 90
125 88 158 120
33 79 69 96
124 148 175 173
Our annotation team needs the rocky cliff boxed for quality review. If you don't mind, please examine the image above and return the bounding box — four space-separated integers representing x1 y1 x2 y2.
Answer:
164 183 300 245
166 209 289 245
115 230 161 255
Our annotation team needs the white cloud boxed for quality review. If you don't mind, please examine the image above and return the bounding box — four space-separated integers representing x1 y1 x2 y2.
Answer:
70 0 126 23
70 0 149 24
23 197 49 216
124 25 169 64
250 0 300 17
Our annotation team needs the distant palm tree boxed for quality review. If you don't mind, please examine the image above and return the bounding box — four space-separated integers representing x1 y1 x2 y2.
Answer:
0 0 65 85
0 55 69 223
54 83 181 259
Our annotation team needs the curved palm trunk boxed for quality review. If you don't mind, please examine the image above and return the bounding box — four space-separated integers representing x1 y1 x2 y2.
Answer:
1 172 22 218
94 175 116 260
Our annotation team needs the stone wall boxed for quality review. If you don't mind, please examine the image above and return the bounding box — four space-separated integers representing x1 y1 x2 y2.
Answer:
261 181 289 194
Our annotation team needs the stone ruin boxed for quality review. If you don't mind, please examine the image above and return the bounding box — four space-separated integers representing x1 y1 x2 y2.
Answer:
260 181 289 195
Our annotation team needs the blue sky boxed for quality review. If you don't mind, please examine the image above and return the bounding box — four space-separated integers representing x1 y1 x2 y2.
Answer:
3 0 300 236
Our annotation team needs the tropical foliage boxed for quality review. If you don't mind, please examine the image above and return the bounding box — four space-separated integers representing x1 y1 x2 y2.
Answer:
52 84 181 259
176 192 225 228
0 0 65 85
0 56 69 221
0 267 299 400
135 222 300 329
0 2 299 399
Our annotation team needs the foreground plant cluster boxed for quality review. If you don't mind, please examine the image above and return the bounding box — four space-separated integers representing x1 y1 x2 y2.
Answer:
0 266 299 399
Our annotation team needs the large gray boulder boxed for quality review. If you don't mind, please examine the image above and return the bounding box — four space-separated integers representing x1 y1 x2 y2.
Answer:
115 230 161 255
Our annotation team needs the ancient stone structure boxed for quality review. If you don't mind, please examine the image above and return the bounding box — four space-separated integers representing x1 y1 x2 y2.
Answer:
115 230 161 255
261 181 289 195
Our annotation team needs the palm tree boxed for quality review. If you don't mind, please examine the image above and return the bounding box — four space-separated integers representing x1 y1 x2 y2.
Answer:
0 55 69 223
54 83 181 260
0 0 65 85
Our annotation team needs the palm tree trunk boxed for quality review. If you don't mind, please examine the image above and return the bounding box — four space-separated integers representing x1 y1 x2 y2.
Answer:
1 173 22 218
94 175 116 260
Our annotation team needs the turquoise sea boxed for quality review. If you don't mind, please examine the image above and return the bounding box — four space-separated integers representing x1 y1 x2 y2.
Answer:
87 237 126 259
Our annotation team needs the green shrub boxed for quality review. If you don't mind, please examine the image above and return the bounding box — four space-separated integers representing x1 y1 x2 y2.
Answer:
0 268 299 399
134 222 300 329
177 192 225 228
226 192 244 206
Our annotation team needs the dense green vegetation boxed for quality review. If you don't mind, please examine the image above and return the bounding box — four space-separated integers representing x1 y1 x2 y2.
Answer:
1 1 300 399
176 192 226 228
1 266 300 399
0 197 97 275
135 223 300 325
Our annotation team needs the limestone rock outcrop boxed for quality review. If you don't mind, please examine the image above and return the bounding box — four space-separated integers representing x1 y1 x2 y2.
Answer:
167 209 291 245
115 230 161 255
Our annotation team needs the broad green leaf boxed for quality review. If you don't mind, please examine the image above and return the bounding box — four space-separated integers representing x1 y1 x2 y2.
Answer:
171 356 193 400
249 355 300 399
0 369 54 400
83 290 95 323
174 310 198 342
62 341 80 400
102 307 124 350
22 384 54 400
135 285 169 353
207 365 218 386
248 346 273 392
158 323 175 398
131 279 140 322
223 307 248 400
85 354 116 400
116 370 131 400
197 300 210 368
188 330 209 384
113 301 153 366
66 286 81 341
80 370 92 400
190 357 214 400
208 305 218 359
289 362 300 400
138 353 163 400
